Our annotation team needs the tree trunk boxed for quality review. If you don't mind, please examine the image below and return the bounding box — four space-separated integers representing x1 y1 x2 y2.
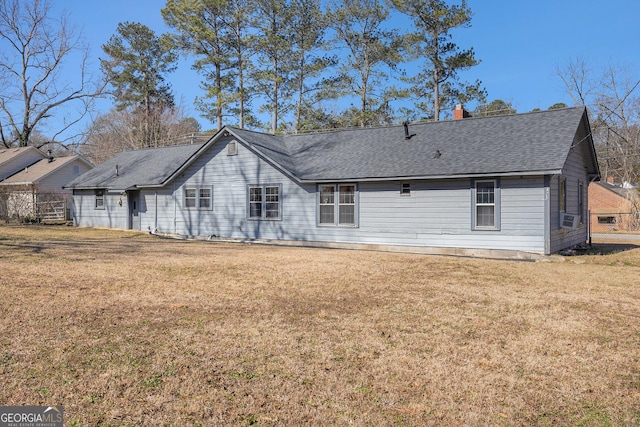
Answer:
216 63 223 131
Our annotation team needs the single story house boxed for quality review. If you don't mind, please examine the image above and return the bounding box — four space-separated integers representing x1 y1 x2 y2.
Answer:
66 106 599 256
0 154 93 220
588 180 639 232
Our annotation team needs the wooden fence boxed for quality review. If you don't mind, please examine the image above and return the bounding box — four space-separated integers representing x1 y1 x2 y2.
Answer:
35 199 68 222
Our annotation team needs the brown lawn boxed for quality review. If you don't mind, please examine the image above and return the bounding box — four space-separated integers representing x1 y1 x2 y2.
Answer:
0 225 639 426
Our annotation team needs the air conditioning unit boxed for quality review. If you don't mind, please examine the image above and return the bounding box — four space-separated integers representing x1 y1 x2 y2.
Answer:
560 212 579 229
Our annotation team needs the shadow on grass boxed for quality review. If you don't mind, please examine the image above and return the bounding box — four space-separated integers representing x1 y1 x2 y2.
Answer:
582 242 640 256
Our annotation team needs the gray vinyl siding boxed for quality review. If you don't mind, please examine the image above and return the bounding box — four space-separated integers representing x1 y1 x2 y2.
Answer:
127 137 548 253
71 189 129 229
140 137 317 239
72 136 559 254
354 177 545 253
549 138 591 253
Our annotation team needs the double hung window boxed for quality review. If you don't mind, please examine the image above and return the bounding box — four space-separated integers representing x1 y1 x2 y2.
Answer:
248 184 281 220
184 186 213 210
473 180 500 230
318 184 357 226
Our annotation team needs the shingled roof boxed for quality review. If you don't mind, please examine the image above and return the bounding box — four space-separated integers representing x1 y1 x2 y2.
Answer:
0 155 90 185
64 144 203 190
228 106 597 182
67 107 598 190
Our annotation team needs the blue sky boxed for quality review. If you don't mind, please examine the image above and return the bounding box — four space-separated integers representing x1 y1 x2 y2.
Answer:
48 0 639 136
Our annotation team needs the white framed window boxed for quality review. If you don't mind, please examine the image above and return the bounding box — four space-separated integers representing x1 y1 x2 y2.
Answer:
185 188 197 208
319 185 335 224
199 188 211 209
472 179 500 230
401 182 411 196
184 186 213 210
248 184 281 220
318 184 358 226
95 190 105 209
338 185 356 225
249 186 263 219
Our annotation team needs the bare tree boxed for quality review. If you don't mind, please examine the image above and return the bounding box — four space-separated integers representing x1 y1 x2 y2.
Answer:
595 65 640 184
0 0 104 148
82 103 203 165
558 58 640 184
555 57 596 107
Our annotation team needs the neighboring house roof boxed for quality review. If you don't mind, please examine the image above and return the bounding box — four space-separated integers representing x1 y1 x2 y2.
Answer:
592 181 639 199
0 155 92 186
64 144 203 190
0 146 44 167
0 146 47 180
66 107 599 190
226 106 597 182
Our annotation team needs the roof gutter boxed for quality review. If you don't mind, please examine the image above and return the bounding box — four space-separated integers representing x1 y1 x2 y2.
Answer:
302 170 564 184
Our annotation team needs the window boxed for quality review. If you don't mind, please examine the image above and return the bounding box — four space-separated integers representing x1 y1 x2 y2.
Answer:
559 177 566 212
248 185 281 220
578 181 584 223
95 190 105 209
473 180 500 230
265 186 280 219
319 185 335 224
401 182 411 195
318 184 358 226
184 186 213 210
249 186 263 219
598 216 616 224
199 188 211 209
73 165 80 175
339 185 355 225
185 188 197 208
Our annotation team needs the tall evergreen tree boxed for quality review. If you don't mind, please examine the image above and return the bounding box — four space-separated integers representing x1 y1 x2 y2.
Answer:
101 22 177 147
224 0 255 129
328 0 403 127
162 0 242 130
251 0 296 133
392 0 485 120
288 0 336 133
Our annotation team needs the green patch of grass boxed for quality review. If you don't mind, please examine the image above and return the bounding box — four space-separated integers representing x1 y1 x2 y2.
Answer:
229 370 257 380
576 403 613 426
141 373 163 388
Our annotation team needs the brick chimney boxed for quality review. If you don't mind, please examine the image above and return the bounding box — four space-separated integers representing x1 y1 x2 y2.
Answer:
453 104 470 120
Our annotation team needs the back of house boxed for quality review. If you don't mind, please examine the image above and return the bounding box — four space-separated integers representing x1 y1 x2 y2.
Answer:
66 107 599 256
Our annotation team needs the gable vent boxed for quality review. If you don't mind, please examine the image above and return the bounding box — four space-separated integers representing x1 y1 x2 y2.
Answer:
227 140 238 156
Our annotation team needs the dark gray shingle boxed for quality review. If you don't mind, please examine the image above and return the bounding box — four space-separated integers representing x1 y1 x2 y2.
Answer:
232 107 593 181
65 144 202 190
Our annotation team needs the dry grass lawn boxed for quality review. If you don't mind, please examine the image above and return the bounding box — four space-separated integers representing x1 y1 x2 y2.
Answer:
0 225 639 426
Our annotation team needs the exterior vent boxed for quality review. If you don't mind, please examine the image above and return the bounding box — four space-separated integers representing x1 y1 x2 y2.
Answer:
227 140 238 156
560 212 579 229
